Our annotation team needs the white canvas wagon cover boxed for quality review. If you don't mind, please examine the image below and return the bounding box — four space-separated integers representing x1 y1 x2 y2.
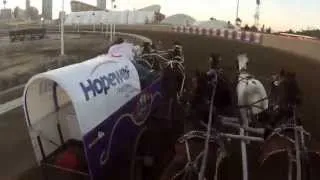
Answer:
23 55 141 162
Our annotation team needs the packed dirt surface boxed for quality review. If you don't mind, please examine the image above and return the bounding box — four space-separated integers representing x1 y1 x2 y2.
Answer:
123 30 320 137
1 30 320 180
0 33 110 91
126 30 320 180
262 34 320 62
0 33 109 75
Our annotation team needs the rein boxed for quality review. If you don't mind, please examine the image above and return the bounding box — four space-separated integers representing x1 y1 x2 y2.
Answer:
237 96 269 110
266 124 311 143
140 51 186 100
199 70 218 180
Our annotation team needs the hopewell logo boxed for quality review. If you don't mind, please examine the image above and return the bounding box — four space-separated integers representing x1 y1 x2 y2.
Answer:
80 64 130 101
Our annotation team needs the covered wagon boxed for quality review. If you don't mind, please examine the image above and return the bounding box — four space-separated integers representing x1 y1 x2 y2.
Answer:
22 54 166 179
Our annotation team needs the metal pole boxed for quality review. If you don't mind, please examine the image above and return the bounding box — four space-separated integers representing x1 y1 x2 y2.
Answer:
236 0 240 19
288 151 293 180
113 23 116 39
107 24 109 37
199 72 217 180
112 3 116 40
60 0 65 57
110 24 113 42
293 107 301 180
236 0 240 25
111 0 116 41
240 127 248 180
220 133 264 142
221 121 265 135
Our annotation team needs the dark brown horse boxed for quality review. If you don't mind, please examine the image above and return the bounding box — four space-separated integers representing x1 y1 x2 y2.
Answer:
160 70 233 180
259 70 320 180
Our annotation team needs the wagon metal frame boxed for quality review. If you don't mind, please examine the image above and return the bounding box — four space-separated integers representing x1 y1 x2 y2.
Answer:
170 70 311 180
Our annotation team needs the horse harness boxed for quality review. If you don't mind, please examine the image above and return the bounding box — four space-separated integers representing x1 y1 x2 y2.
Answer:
265 123 311 143
172 130 226 180
237 72 268 112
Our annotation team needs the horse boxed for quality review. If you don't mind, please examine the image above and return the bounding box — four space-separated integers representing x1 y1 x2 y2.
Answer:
129 46 187 180
236 53 269 127
160 70 233 180
258 70 320 180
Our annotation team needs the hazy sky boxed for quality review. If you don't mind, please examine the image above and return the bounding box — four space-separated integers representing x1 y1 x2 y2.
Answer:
4 0 320 31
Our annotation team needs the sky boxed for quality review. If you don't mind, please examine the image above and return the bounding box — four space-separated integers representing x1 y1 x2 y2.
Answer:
3 0 320 31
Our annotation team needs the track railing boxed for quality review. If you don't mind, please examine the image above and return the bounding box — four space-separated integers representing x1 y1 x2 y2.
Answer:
0 30 153 115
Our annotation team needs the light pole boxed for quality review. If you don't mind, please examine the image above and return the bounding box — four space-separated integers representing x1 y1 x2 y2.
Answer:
77 16 80 32
40 17 44 28
111 0 116 41
3 0 6 9
60 0 65 57
235 0 240 26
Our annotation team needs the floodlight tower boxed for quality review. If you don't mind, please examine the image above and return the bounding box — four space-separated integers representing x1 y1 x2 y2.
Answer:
254 0 261 28
3 0 7 9
235 0 240 25
60 0 65 57
110 0 116 42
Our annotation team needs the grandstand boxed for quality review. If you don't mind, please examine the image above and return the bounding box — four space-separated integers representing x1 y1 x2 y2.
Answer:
64 11 156 25
66 2 164 25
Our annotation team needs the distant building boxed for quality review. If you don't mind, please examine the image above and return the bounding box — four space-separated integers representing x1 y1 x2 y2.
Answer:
138 5 161 13
13 7 27 20
0 8 12 20
26 0 30 9
161 14 196 26
71 0 104 12
42 0 52 20
26 6 40 21
67 3 164 24
97 0 106 10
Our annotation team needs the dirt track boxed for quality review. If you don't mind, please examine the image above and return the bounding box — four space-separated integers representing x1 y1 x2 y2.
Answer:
125 30 320 180
124 30 320 180
1 29 320 179
123 30 320 137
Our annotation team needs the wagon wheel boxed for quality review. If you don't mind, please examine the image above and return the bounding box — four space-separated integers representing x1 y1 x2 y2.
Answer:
130 128 155 180
173 168 199 180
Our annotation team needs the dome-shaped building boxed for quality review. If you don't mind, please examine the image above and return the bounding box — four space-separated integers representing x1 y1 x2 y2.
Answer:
138 5 161 13
71 0 105 12
161 14 196 26
193 19 232 29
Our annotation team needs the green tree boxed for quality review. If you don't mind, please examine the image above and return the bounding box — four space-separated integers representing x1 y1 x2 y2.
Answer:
236 17 242 26
288 29 294 33
26 6 40 20
266 27 271 33
251 25 258 32
244 24 250 31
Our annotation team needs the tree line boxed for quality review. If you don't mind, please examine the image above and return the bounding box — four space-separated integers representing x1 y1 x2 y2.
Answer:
285 29 320 39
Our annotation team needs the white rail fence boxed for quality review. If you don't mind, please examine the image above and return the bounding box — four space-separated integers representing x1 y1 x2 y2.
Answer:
0 31 152 116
